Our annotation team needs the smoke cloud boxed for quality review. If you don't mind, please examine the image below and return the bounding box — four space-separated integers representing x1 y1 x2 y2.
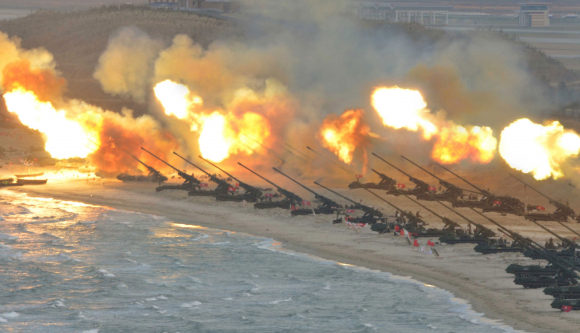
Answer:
0 31 55 89
5 0 561 181
93 27 162 102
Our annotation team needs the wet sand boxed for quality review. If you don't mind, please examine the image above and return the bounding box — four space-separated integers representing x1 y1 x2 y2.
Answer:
3 173 580 333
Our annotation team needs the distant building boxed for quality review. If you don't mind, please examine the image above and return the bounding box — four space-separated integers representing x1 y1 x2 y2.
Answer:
519 3 550 27
356 2 453 26
148 0 240 13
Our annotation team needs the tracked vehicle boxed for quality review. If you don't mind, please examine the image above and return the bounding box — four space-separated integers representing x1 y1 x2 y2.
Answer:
273 168 341 216
239 163 303 210
199 157 263 203
141 147 200 192
348 169 397 190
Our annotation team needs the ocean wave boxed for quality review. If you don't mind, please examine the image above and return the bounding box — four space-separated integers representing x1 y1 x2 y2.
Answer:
181 301 202 308
254 237 528 333
96 269 115 278
268 298 292 305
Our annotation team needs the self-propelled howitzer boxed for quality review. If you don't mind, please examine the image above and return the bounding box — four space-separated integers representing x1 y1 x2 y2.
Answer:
141 147 200 192
273 167 340 216
469 208 579 288
314 182 384 225
120 148 168 183
198 156 262 202
363 189 443 236
434 162 526 215
402 194 461 234
509 173 577 222
401 155 474 202
173 152 231 197
372 153 433 199
347 169 397 190
238 163 303 209
430 199 495 245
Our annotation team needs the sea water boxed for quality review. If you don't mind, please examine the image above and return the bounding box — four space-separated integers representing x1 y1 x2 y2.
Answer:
0 191 525 333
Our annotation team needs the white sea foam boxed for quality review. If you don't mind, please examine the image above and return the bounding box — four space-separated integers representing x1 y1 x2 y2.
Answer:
97 269 115 278
268 298 292 305
254 238 528 333
1 311 20 318
81 329 99 333
181 301 202 308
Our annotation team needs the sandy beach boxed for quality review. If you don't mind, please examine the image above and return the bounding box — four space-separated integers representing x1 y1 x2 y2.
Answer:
3 172 580 333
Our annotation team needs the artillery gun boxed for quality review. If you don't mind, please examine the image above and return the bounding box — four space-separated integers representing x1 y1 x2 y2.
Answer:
314 183 386 225
273 167 341 216
362 189 443 236
401 194 462 238
466 207 526 254
510 173 577 223
401 156 480 203
199 156 262 202
238 163 303 209
551 298 580 310
118 148 168 184
434 162 526 215
348 169 397 190
506 264 560 278
545 285 580 300
141 148 200 192
470 208 580 288
428 199 495 245
173 152 231 197
372 153 434 199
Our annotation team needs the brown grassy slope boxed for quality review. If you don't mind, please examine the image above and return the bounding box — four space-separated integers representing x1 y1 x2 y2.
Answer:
0 1 149 10
0 7 239 116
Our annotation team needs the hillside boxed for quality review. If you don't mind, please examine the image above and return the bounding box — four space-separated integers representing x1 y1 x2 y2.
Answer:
0 7 239 116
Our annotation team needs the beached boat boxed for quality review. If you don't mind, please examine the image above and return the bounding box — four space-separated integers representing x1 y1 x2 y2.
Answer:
15 172 45 178
16 179 48 185
0 178 23 187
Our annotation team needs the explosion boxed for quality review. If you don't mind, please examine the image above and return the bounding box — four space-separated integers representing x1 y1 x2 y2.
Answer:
153 79 202 120
499 118 580 180
1 37 179 172
153 80 272 163
371 86 497 164
317 109 372 164
372 86 437 140
4 88 96 159
432 126 497 164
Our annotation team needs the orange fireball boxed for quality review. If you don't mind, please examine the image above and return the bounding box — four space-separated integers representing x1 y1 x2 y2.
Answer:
317 109 371 164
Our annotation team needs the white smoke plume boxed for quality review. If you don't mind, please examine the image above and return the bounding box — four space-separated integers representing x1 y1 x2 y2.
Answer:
93 27 162 102
0 31 55 89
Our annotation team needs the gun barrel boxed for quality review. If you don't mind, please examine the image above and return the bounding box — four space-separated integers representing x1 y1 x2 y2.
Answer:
141 147 179 172
173 152 210 176
403 194 449 223
434 162 488 195
272 168 315 196
314 182 357 205
527 217 576 248
372 153 411 178
307 146 352 174
509 173 558 204
363 189 414 220
431 199 492 235
121 148 147 167
400 156 439 179
198 156 239 182
238 163 282 189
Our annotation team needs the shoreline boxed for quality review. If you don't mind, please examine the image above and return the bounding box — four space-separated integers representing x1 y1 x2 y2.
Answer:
5 180 580 333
